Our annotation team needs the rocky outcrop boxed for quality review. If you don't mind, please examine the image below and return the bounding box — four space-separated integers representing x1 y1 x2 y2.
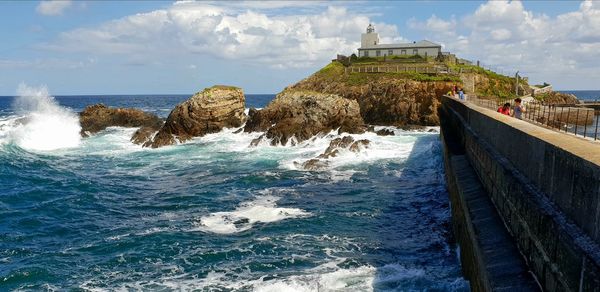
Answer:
145 85 246 148
536 91 580 105
375 128 395 136
79 104 162 137
244 90 365 146
289 62 454 126
295 136 370 170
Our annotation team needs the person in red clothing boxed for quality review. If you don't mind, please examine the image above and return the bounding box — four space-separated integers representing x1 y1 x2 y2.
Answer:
497 103 511 115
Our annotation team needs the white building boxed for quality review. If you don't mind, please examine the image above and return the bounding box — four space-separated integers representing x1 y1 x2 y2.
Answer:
357 24 442 58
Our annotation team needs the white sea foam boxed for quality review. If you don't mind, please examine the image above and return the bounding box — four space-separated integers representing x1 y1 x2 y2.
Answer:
194 195 311 234
4 84 81 151
78 261 435 292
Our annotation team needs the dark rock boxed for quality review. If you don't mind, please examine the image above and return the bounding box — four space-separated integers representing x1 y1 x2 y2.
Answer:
244 90 365 146
297 136 370 170
375 128 395 136
349 139 370 152
145 85 246 148
400 124 427 131
79 104 162 137
318 136 356 159
296 159 329 170
131 126 158 145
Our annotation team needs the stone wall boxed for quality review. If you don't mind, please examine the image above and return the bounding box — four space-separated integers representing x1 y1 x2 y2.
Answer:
440 96 600 291
442 130 538 291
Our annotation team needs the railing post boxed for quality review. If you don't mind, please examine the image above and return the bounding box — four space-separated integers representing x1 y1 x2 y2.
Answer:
594 113 599 140
565 108 571 132
574 109 580 135
583 110 590 138
543 104 547 125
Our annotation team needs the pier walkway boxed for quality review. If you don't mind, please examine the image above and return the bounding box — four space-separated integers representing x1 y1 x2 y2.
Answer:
440 95 600 292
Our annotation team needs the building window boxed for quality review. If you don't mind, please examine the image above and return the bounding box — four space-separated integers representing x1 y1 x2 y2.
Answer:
364 51 369 57
413 49 418 55
376 50 381 57
401 50 406 55
388 50 393 56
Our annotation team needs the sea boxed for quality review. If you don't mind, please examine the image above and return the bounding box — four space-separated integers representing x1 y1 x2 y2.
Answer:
560 90 600 101
0 85 469 291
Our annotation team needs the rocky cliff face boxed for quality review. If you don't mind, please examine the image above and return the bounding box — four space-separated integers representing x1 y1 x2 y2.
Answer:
535 91 580 105
79 104 163 137
288 62 455 126
244 89 365 145
145 85 246 148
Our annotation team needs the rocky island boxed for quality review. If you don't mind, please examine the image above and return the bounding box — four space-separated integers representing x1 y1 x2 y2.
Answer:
76 56 578 153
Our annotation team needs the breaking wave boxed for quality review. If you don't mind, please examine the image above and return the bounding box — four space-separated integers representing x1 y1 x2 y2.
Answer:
0 84 81 151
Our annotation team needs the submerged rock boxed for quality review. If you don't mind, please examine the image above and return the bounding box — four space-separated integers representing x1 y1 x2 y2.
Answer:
244 90 365 146
295 159 330 171
79 104 162 137
145 85 246 148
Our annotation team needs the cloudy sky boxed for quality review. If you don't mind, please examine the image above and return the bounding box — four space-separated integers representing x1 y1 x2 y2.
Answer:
0 0 598 95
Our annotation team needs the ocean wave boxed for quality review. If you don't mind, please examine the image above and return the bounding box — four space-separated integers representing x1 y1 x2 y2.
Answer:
0 84 81 151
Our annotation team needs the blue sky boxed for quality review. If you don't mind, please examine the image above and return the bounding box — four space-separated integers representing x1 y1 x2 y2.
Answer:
0 0 597 95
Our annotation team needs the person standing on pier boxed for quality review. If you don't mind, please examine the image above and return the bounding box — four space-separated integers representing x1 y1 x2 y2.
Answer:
512 98 526 119
497 103 511 115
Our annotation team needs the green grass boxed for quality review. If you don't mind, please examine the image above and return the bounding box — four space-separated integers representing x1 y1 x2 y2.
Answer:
315 61 345 79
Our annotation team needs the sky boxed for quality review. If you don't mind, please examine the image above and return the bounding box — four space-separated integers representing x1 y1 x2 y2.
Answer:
0 0 598 95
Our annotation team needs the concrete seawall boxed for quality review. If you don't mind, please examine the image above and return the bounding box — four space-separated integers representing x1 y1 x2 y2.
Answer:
440 96 600 291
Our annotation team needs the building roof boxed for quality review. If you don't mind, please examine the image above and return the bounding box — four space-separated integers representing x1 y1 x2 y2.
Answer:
359 40 441 50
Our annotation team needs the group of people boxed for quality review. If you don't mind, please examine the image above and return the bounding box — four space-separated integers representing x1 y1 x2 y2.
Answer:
446 86 526 119
497 98 526 119
450 85 466 100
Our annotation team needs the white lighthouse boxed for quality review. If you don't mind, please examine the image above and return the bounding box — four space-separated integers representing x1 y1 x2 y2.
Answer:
361 24 379 48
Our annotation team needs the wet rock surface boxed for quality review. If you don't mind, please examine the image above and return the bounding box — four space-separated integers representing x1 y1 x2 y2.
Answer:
244 90 365 146
79 104 162 137
145 85 246 148
295 136 370 170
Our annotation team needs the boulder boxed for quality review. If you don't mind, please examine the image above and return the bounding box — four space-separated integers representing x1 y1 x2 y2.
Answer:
145 85 245 148
244 90 365 146
79 104 162 137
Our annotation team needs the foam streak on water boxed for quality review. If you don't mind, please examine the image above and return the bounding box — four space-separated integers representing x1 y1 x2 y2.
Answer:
0 94 467 291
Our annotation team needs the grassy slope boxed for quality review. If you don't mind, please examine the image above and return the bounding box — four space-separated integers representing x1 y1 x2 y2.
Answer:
451 64 527 100
315 61 461 86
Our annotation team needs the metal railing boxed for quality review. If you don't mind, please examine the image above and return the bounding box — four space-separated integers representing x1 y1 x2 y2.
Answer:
469 97 600 141
345 65 472 75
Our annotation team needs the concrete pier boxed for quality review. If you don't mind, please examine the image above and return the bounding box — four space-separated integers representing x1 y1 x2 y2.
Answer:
440 96 600 291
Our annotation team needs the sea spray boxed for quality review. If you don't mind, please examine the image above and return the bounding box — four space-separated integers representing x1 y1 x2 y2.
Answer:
10 83 81 151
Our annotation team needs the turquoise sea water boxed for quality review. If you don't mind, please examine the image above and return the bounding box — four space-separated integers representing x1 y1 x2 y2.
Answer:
0 88 468 291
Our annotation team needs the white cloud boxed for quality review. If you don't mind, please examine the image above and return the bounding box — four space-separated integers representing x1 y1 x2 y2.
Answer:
409 0 600 87
36 0 72 16
41 2 402 69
